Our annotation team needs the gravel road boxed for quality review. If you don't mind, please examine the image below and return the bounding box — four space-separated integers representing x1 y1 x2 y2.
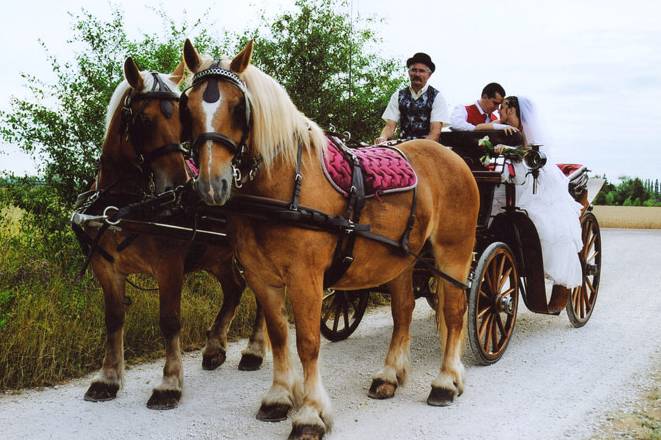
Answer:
1 228 660 440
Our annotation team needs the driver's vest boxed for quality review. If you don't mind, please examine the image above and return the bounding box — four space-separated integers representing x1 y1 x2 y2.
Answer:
398 86 438 138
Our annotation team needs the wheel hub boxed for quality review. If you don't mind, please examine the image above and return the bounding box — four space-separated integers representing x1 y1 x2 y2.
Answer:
496 295 514 314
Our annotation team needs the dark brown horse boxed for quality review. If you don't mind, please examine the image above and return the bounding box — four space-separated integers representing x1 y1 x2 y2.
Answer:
182 40 479 439
81 58 266 410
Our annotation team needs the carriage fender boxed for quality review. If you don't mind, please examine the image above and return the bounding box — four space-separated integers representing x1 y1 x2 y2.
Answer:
489 211 548 314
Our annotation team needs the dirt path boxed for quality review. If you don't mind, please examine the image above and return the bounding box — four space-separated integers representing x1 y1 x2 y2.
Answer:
1 229 660 439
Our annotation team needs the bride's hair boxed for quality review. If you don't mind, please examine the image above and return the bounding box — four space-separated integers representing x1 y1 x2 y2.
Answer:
504 96 520 119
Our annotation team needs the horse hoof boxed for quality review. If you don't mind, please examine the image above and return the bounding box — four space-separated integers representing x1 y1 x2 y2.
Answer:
84 382 119 402
147 389 181 410
256 402 291 422
202 349 226 370
426 386 456 407
288 423 325 440
238 353 263 371
367 378 397 399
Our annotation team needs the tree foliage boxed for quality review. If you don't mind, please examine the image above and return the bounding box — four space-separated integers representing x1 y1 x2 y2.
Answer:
594 176 661 207
1 0 403 217
246 0 405 141
0 9 227 207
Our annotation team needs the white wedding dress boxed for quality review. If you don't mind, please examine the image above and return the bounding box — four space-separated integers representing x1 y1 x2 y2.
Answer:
509 98 584 288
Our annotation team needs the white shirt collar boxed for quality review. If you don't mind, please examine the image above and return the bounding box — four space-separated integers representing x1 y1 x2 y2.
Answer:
475 100 487 115
409 84 429 100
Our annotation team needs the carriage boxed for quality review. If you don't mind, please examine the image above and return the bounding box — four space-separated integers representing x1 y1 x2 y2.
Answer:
320 129 602 364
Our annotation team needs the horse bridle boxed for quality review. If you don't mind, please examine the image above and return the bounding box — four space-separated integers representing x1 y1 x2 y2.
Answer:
179 62 260 187
120 72 188 169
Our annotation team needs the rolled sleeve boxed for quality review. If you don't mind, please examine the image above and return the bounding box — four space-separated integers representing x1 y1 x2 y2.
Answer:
381 90 400 122
450 105 476 131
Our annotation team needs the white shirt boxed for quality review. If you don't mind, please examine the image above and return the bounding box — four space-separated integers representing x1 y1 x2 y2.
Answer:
382 84 450 125
450 100 493 131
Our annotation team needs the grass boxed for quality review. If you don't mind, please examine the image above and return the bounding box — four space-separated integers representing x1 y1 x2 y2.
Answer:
593 206 661 229
592 369 661 439
0 207 257 391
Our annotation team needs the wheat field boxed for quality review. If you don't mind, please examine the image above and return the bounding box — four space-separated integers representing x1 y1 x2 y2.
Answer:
592 206 661 229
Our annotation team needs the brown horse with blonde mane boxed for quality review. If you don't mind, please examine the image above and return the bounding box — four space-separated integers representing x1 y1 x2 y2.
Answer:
182 39 479 439
81 58 266 410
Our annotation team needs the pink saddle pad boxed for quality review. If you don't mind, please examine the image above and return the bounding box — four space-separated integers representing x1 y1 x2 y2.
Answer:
322 139 417 198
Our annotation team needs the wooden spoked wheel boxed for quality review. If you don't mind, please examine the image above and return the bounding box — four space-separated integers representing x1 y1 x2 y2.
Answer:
566 212 601 327
468 242 519 365
320 290 369 342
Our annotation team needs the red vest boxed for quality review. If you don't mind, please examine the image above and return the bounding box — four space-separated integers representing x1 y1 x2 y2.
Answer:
465 104 496 125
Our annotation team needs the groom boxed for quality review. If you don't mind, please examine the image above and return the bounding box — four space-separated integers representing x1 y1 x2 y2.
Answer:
450 82 506 130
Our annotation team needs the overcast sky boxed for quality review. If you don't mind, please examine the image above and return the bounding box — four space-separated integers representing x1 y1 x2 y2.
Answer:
1 0 659 181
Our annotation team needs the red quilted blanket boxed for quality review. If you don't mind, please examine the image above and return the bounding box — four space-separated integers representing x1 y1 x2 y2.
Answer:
322 139 417 198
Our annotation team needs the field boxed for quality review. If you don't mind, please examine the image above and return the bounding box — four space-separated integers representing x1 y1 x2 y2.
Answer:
593 206 661 229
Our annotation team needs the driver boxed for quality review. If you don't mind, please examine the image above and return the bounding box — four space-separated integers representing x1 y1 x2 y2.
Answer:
375 52 449 144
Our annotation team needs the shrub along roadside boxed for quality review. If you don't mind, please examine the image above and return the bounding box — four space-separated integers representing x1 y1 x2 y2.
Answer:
0 212 257 391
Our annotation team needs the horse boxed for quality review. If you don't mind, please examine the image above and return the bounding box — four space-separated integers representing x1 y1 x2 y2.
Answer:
181 39 479 439
80 57 267 410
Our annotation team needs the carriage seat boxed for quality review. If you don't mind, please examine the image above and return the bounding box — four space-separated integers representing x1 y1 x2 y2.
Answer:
322 138 417 198
557 163 589 201
439 130 523 170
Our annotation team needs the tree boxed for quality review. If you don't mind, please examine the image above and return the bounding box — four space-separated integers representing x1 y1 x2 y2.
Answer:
1 1 404 211
0 9 228 207
246 0 405 143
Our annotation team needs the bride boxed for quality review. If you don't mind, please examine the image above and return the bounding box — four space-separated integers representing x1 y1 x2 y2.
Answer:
479 96 584 311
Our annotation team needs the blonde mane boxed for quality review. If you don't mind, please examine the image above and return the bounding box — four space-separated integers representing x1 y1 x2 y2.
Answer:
103 72 180 142
196 57 326 169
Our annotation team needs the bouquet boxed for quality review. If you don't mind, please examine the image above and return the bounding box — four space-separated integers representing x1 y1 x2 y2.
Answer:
478 136 524 165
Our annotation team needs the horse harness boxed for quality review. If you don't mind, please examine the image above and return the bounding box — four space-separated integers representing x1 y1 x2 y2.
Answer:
74 64 469 291
179 62 261 187
72 72 192 279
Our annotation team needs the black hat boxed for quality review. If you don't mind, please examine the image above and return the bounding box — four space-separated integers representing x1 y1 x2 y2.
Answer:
406 52 435 73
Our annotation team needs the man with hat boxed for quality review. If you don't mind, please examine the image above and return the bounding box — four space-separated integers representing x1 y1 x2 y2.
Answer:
375 52 449 144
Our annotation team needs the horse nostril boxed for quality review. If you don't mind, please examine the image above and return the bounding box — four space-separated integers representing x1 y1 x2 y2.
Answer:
221 179 228 195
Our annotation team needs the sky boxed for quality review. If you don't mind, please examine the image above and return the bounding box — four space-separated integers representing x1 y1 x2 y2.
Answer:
1 0 660 181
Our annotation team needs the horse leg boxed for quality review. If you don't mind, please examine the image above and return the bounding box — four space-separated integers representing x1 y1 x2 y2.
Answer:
427 241 472 407
202 264 246 371
147 266 184 410
239 295 267 371
288 275 332 440
368 268 415 400
252 284 301 422
84 265 126 402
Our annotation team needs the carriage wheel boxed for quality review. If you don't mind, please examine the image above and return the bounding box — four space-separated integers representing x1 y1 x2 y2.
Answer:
566 212 601 327
468 242 519 365
425 276 438 310
320 290 369 342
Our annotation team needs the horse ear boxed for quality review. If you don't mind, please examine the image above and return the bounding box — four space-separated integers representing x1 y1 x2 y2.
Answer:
183 39 202 73
170 59 186 85
230 40 254 74
124 57 144 90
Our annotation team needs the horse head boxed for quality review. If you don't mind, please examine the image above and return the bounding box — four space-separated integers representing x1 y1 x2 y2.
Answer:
181 39 254 206
99 57 187 194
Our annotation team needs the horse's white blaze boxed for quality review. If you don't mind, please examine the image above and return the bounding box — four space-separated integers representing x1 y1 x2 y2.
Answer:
202 99 223 198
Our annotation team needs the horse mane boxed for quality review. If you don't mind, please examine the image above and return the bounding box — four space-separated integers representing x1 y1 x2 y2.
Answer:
103 72 180 142
198 57 326 169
